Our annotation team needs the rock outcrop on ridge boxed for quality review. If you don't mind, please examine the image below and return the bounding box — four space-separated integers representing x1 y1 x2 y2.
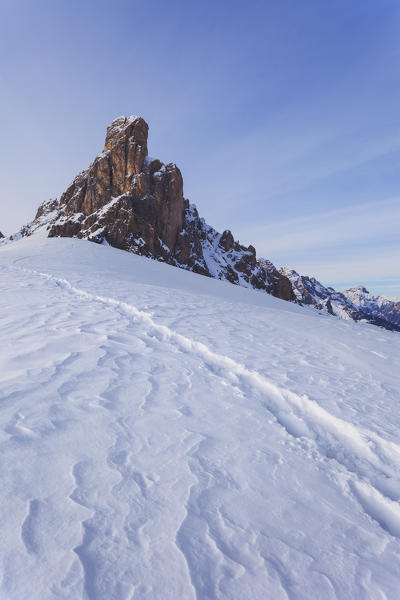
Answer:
258 260 295 302
0 231 4 238
23 116 292 299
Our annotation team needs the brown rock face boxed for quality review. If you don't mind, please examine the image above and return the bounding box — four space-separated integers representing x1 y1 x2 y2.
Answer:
326 299 334 315
258 260 296 302
48 116 184 259
27 115 295 302
104 116 148 152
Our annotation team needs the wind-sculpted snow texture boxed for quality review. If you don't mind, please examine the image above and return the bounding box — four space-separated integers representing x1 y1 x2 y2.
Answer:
1 236 400 599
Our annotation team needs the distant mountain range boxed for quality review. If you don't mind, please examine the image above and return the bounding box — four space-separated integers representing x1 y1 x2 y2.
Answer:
280 269 400 331
6 115 399 332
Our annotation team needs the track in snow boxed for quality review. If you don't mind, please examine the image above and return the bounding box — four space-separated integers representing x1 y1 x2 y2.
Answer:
13 265 400 541
1 245 400 599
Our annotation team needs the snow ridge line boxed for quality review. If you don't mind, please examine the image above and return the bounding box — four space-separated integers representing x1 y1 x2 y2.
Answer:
11 265 400 540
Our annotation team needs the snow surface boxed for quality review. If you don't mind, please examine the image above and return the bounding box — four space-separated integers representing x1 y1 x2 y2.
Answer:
1 235 400 599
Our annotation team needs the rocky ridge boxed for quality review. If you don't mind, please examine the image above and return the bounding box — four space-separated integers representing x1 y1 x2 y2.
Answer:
343 286 400 329
16 115 399 332
282 268 400 332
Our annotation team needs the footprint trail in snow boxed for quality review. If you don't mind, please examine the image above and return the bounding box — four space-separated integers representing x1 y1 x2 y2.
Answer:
1 237 400 599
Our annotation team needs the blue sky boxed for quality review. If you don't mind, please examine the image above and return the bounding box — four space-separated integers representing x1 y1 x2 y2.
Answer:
1 0 399 296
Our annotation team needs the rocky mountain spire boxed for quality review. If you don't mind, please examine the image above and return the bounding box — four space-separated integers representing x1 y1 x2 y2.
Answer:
45 115 185 258
26 115 294 300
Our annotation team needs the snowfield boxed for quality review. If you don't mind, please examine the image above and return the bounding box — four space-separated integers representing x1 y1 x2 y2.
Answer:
1 235 400 600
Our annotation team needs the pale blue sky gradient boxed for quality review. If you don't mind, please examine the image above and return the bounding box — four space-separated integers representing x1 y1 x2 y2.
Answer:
1 0 399 296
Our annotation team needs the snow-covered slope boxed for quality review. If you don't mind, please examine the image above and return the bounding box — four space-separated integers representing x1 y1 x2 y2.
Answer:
1 235 400 599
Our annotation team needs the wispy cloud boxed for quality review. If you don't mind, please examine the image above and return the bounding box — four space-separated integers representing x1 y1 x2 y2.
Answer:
240 197 400 255
237 198 400 297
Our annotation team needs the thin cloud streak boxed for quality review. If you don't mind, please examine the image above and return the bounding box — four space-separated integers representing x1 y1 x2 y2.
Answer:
241 198 400 254
238 198 400 298
280 248 400 298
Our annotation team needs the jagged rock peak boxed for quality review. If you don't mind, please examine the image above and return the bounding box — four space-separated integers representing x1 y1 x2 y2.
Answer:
22 114 280 299
104 115 149 151
0 231 4 238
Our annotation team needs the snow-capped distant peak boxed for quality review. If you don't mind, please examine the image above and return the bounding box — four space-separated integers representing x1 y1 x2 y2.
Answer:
344 286 392 311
